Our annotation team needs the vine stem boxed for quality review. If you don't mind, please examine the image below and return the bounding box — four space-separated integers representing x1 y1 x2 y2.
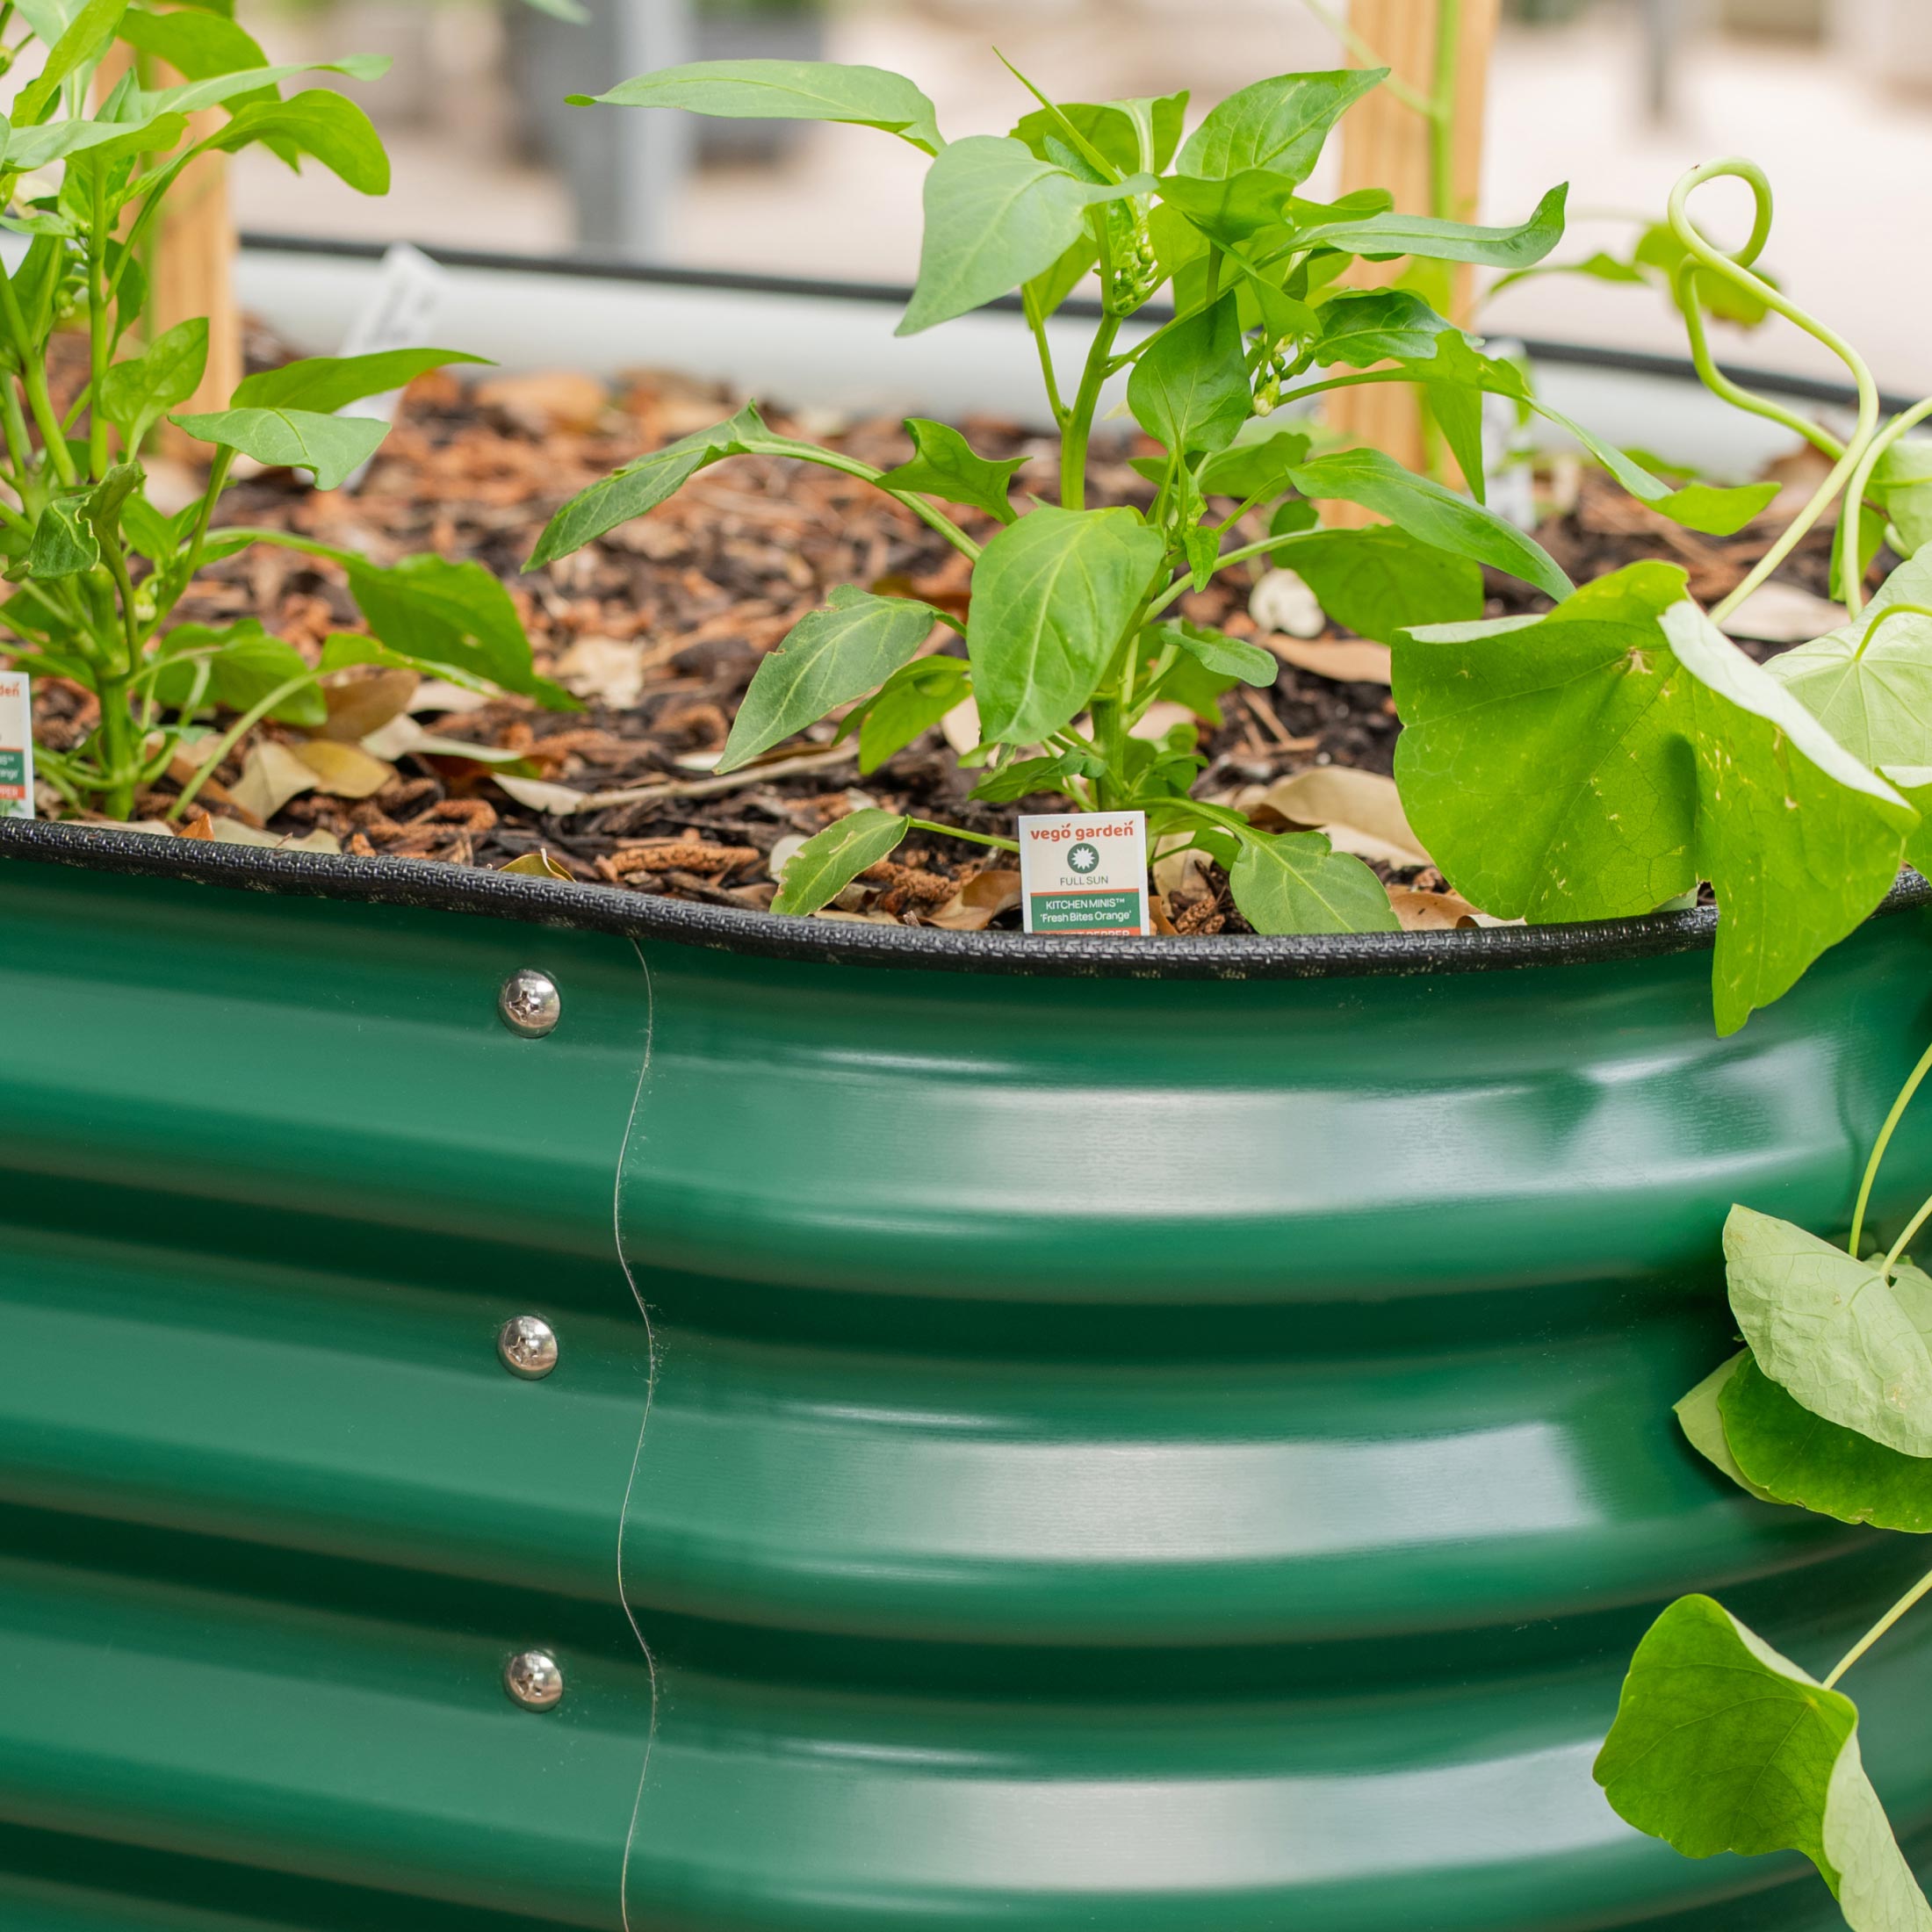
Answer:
1661 161 1879 626
1849 1037 1932 1258
1824 1565 1932 1690
1839 395 1932 618
1879 1186 1932 1283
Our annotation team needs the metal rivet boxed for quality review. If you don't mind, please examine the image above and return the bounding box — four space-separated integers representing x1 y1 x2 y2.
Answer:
498 1315 559 1381
499 968 560 1038
504 1649 563 1711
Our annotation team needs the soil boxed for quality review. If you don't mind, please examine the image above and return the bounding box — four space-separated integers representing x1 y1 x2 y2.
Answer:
25 349 1871 936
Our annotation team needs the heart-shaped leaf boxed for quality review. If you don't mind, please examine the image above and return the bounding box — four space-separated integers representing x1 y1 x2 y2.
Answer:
1228 827 1400 934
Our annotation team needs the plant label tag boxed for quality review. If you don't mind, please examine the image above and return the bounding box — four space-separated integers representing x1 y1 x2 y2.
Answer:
1018 811 1150 935
336 242 450 491
0 669 32 818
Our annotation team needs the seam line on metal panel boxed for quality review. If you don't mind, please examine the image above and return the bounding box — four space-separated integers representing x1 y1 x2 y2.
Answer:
616 935 660 1932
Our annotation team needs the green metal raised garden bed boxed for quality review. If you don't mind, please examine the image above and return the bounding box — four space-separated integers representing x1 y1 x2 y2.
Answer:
4 815 1931 1930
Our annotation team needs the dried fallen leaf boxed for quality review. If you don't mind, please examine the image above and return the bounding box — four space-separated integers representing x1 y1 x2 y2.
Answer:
493 773 588 816
209 817 342 854
499 848 574 880
321 669 418 742
1264 634 1394 685
941 695 982 755
768 833 807 881
363 715 530 766
407 680 491 716
229 739 319 822
1388 885 1481 930
811 908 905 925
1250 568 1325 639
1719 581 1846 645
179 811 215 840
1129 701 1199 742
291 737 395 798
555 635 647 710
475 370 610 436
1244 767 1431 869
925 868 1022 930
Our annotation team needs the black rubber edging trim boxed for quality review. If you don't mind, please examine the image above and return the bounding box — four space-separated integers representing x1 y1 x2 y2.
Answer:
4 818 1927 984
236 233 1920 418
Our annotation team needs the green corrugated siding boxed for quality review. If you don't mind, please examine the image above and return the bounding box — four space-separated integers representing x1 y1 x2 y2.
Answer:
3 853 1932 1928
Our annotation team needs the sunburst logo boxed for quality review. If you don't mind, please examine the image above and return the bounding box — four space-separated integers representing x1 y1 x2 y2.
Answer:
1068 841 1100 875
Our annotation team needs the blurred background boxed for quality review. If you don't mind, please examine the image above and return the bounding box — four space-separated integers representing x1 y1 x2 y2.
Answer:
227 0 1932 392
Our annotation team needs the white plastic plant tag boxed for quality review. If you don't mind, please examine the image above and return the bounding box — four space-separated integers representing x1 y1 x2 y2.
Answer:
337 242 451 490
0 668 32 818
1018 810 1150 935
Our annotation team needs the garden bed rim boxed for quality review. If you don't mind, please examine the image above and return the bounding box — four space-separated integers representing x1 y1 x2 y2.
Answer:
4 818 1925 983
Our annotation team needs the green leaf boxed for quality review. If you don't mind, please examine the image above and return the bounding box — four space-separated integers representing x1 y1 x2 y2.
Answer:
1272 526 1483 645
346 553 575 708
898 136 1150 335
117 4 266 81
771 807 909 915
1157 168 1302 246
1014 91 1186 176
153 619 325 726
1725 1204 1932 1459
5 108 184 173
1394 566 1915 1031
1157 619 1277 688
850 655 970 773
718 587 940 772
99 318 207 449
1874 439 1932 559
1174 68 1383 185
876 418 1024 523
1309 287 1465 365
968 749 1092 804
1297 183 1569 269
1674 1353 1780 1504
170 406 389 492
1767 556 1932 768
205 90 389 194
1287 447 1572 599
966 504 1165 744
1197 429 1311 502
233 348 487 414
1228 827 1400 934
1128 292 1250 458
16 0 129 126
573 60 942 156
1721 1349 1932 1531
145 54 389 118
27 496 97 578
526 401 765 567
1597 1595 1932 1932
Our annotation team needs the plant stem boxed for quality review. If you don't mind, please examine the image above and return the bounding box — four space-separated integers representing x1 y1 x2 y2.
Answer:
1023 288 1068 428
1061 315 1121 511
1838 395 1932 617
905 815 1019 854
757 439 982 561
1824 1565 1932 1690
1431 0 1462 222
1853 602 1932 662
86 167 108 481
1662 162 1878 626
168 670 318 821
1880 1186 1932 1282
93 674 135 819
1299 0 1432 115
1849 1037 1932 1258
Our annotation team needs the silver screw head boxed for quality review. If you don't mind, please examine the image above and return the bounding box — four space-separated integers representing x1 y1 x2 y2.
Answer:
498 1315 559 1380
498 968 560 1038
504 1649 563 1711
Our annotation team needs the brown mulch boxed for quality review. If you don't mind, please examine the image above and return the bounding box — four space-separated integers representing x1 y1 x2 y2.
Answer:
26 349 1875 935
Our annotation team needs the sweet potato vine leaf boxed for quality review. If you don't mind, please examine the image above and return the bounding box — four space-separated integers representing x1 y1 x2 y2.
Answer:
1674 1352 1779 1503
1725 1205 1932 1458
1719 1348 1932 1531
1227 827 1399 935
1394 563 1915 1033
1596 1595 1931 1932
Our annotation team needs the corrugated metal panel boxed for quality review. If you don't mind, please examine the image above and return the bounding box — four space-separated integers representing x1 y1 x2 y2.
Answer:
4 849 1932 1928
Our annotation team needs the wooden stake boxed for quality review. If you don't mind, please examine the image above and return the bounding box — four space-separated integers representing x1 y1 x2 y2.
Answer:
1325 0 1502 501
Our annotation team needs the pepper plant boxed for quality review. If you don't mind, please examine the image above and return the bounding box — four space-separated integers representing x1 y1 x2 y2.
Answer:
534 53 1789 945
0 0 563 822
